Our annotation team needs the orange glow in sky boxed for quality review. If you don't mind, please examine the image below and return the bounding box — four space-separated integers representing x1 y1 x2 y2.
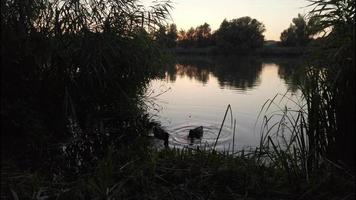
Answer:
142 0 311 41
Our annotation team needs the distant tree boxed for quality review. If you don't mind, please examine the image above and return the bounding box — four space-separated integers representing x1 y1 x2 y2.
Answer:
185 27 196 46
215 17 265 53
210 30 217 46
280 14 321 46
280 25 298 46
178 29 186 41
155 25 168 46
177 29 188 47
293 14 309 45
167 23 178 47
177 23 214 48
155 23 177 48
195 23 212 47
219 19 230 34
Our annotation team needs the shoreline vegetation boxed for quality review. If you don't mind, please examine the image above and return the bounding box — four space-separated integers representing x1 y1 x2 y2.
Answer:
3 146 354 200
170 45 312 56
1 0 355 199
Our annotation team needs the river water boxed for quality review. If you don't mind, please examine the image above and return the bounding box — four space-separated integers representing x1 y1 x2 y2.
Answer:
146 56 304 152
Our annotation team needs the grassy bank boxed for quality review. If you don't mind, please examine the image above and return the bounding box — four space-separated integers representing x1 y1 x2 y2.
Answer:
2 143 354 199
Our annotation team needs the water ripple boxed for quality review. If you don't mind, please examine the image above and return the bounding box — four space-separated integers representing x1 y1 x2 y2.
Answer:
166 122 234 150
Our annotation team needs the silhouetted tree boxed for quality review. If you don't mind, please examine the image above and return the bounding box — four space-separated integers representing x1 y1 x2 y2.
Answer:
177 29 187 47
167 24 178 47
195 23 212 47
280 25 298 46
155 25 168 46
178 29 186 40
155 23 178 48
215 17 265 53
280 14 321 46
177 23 213 48
184 27 196 47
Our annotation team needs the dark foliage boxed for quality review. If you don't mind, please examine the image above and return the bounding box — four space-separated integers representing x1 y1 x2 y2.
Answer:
280 14 321 47
305 0 355 170
155 23 178 48
215 17 265 54
177 23 213 48
1 0 171 171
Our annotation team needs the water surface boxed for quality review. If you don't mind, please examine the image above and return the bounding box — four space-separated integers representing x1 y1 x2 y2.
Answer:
147 56 303 151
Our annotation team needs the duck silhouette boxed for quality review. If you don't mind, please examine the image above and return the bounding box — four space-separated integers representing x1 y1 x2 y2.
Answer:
153 126 169 147
188 126 203 139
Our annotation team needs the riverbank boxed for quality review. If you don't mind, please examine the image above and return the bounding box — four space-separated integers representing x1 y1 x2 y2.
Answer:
3 144 354 199
170 46 313 56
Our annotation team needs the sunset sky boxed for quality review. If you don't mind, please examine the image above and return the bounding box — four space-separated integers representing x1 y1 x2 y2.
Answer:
142 0 312 41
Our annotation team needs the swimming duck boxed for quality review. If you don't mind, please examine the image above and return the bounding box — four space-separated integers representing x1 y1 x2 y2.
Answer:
152 126 169 148
188 126 203 139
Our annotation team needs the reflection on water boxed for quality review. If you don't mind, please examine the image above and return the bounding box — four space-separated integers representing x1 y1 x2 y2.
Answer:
161 56 264 91
148 56 303 151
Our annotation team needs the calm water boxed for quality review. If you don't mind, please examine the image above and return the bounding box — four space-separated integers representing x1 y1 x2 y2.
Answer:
147 56 303 151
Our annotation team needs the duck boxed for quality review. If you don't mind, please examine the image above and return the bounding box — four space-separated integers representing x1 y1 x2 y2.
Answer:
188 126 203 139
152 125 169 148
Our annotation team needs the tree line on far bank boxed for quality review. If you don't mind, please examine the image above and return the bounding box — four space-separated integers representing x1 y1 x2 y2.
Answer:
154 14 324 52
155 16 265 53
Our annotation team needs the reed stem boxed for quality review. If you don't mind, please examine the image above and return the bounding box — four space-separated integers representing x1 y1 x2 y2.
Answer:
214 104 232 150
